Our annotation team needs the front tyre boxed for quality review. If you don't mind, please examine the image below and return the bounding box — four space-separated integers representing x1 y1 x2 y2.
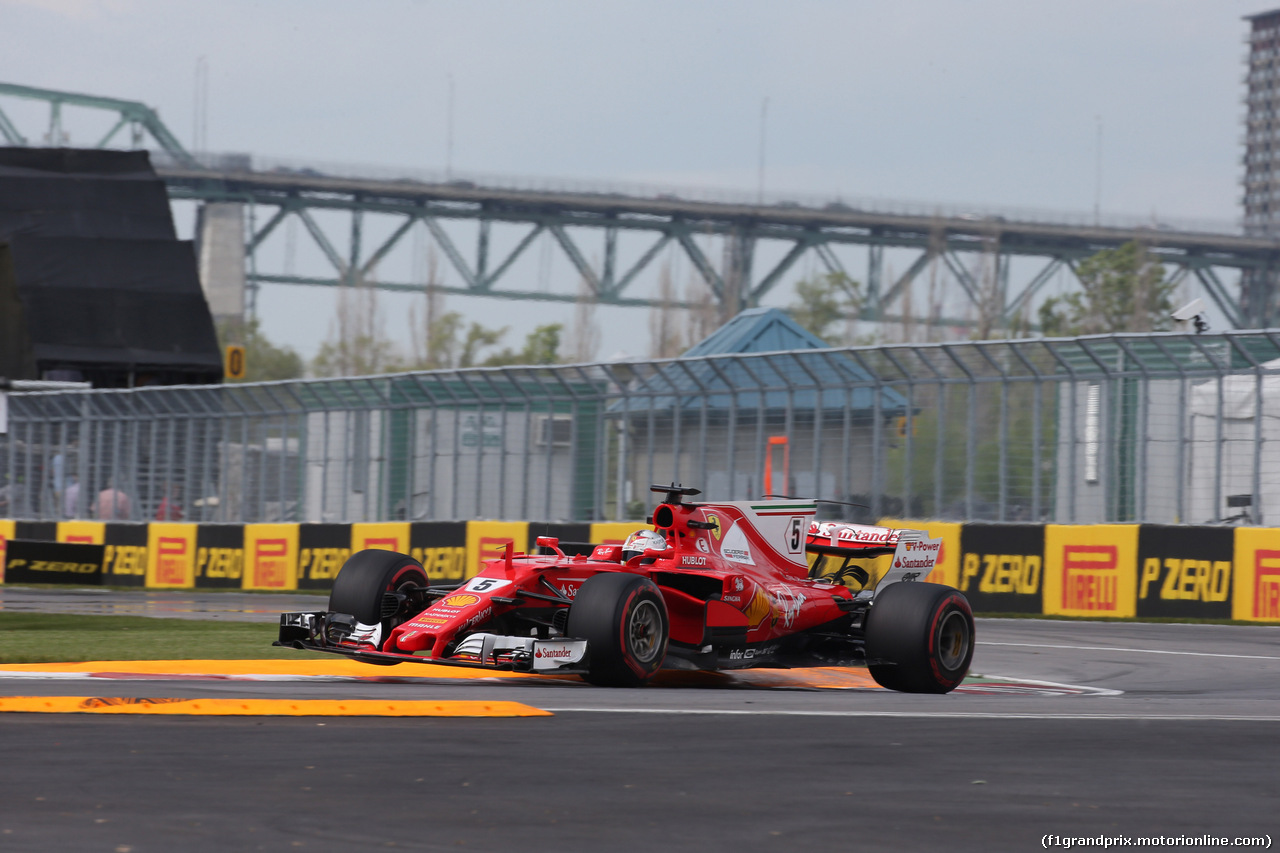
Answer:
328 549 428 653
864 581 974 694
566 572 669 687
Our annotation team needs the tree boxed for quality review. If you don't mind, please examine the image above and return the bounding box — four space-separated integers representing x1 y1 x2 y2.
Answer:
1038 241 1177 336
242 319 304 382
459 322 507 367
483 323 563 367
787 271 863 344
217 318 304 383
310 284 405 378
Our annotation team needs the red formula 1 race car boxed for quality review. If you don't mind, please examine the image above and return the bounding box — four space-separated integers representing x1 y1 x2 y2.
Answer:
276 485 975 693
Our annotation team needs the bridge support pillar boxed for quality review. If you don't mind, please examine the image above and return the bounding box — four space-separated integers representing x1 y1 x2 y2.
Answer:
196 202 247 341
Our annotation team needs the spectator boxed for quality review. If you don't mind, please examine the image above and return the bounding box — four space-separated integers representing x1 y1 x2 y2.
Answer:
92 480 132 520
155 484 184 521
63 474 80 518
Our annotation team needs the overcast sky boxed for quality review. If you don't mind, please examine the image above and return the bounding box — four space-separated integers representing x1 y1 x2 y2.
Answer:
1 0 1272 360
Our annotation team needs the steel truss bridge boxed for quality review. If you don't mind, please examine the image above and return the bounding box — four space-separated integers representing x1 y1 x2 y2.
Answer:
5 81 1280 328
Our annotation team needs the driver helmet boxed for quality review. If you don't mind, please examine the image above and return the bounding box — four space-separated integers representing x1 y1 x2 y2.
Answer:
622 529 668 562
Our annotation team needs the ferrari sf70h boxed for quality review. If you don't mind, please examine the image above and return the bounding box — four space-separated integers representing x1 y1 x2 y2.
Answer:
276 485 975 693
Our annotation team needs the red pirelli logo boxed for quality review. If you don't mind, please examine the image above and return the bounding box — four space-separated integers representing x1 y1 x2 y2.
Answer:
1254 550 1280 619
253 538 289 588
362 537 400 552
66 535 94 544
156 536 189 585
1061 544 1118 611
479 537 514 562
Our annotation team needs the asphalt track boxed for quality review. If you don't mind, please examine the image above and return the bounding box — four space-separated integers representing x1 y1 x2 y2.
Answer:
1 589 1277 852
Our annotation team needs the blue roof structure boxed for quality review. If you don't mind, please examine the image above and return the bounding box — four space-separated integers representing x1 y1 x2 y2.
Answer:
615 308 909 415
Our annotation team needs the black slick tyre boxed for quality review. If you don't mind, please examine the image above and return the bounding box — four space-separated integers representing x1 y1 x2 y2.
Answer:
864 581 974 694
566 572 669 687
328 549 428 653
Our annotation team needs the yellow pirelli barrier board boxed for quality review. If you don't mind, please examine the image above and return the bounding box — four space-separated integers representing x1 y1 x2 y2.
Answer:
879 519 960 588
244 524 299 591
350 522 411 555
1232 527 1280 622
466 521 529 579
0 519 13 582
57 521 105 545
146 523 197 588
589 522 641 548
1043 524 1138 618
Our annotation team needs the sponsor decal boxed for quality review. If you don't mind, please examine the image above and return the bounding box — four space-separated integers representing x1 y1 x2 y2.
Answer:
1136 526 1232 619
1255 551 1280 620
719 522 755 565
696 538 711 554
4 540 106 585
155 537 189 586
6 558 99 574
1139 558 1230 604
300 547 351 581
705 514 722 541
768 586 806 629
743 587 772 629
104 545 147 576
555 580 580 599
681 555 708 567
464 606 494 629
252 538 289 588
196 546 242 580
352 523 410 556
893 555 939 570
813 523 900 546
441 593 481 608
1062 545 1118 612
721 595 742 603
413 615 452 626
480 537 514 561
960 553 1042 595
728 644 779 661
956 524 1041 610
531 640 587 669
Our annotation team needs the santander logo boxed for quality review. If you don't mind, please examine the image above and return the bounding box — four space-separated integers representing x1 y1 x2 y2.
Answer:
535 646 573 659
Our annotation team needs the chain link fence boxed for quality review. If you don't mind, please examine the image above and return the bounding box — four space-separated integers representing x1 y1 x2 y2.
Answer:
5 331 1280 526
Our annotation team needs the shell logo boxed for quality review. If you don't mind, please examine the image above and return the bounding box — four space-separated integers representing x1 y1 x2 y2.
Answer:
441 594 481 608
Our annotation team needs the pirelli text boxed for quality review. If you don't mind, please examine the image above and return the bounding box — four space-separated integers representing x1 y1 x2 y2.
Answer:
1043 835 1271 849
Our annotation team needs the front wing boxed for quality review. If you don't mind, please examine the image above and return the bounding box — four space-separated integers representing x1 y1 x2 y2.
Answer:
274 611 589 674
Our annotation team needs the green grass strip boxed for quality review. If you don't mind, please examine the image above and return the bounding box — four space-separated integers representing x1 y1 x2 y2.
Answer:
0 613 330 664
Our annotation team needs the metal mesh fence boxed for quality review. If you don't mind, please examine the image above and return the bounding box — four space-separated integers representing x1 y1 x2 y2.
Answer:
5 330 1280 526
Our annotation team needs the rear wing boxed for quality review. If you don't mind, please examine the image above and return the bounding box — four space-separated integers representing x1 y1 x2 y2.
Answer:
805 521 900 557
874 530 942 596
805 522 941 596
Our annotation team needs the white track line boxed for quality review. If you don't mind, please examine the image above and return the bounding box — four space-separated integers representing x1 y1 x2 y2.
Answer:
536 707 1280 721
978 642 1280 661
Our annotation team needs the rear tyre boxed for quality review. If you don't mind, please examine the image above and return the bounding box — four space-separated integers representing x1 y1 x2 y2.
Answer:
328 549 428 654
864 581 974 694
566 572 669 687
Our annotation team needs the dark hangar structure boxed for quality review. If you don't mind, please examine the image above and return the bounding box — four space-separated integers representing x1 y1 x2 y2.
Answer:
0 146 221 387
